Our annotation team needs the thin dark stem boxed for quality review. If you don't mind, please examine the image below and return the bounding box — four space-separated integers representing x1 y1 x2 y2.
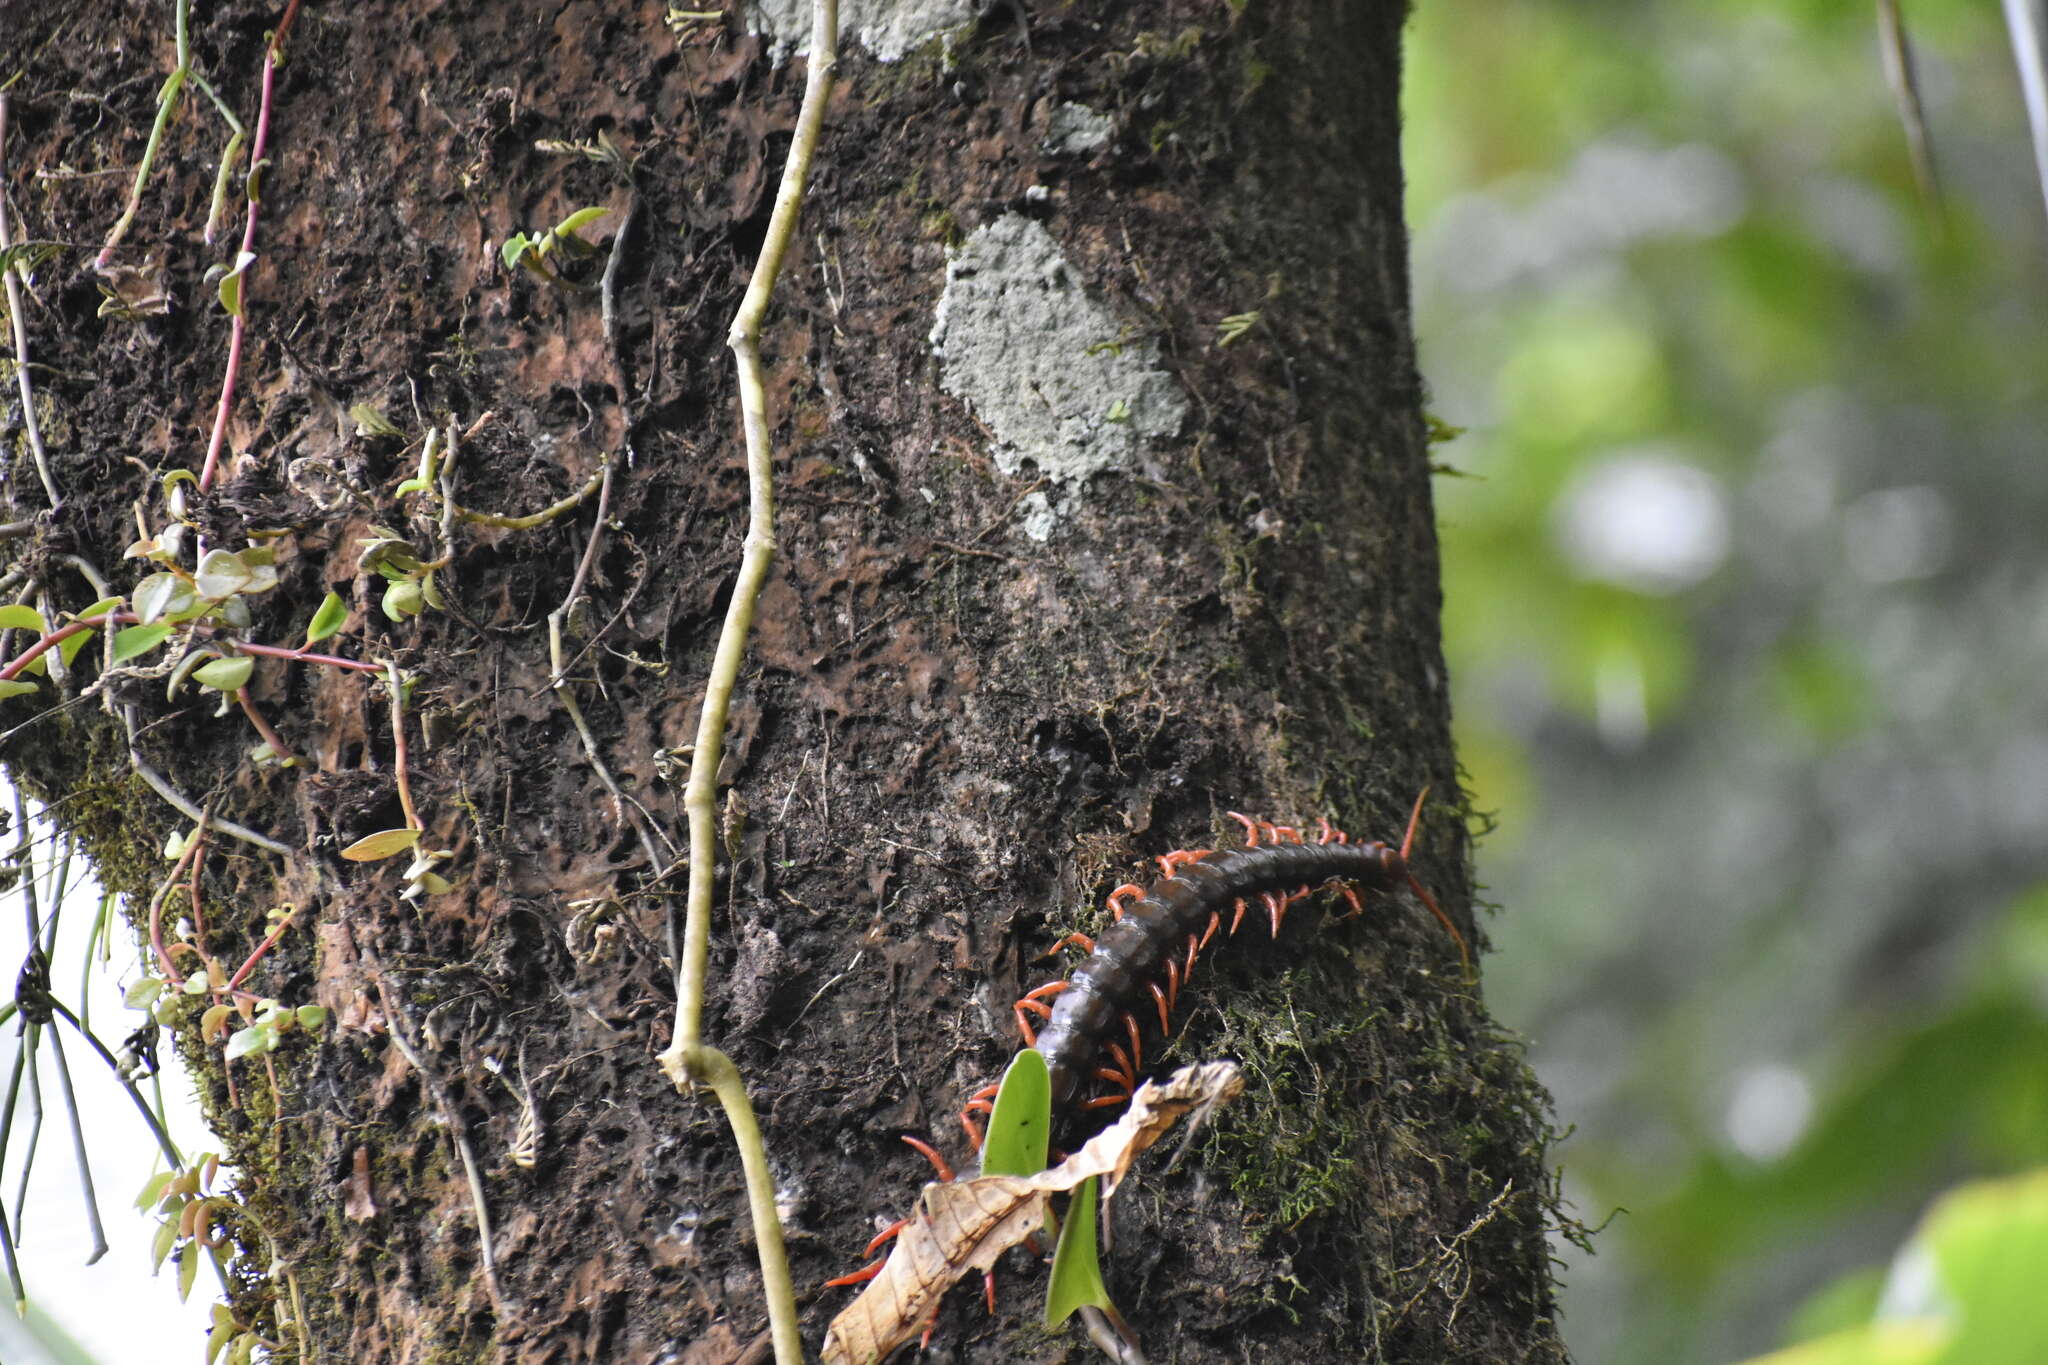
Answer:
43 998 183 1169
0 95 63 509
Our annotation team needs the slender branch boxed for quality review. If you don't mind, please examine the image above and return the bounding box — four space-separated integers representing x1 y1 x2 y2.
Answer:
129 752 292 855
0 95 63 508
42 997 183 1168
197 0 304 491
655 5 836 1363
453 467 605 529
384 662 418 831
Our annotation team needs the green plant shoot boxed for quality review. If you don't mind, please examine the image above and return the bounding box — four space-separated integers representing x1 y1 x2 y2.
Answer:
981 1047 1052 1178
1044 1176 1114 1327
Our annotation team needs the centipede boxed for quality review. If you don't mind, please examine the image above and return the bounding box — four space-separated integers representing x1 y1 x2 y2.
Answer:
827 790 1468 1305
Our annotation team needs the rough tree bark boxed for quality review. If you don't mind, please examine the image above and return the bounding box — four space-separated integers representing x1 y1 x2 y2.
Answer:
2 1 1568 1361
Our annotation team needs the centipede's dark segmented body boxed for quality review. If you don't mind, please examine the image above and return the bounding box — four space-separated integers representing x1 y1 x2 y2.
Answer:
959 795 1468 1146
826 794 1467 1307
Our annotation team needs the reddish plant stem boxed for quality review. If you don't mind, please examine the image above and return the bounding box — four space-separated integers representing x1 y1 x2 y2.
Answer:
197 0 304 492
0 612 381 680
386 662 419 830
186 825 211 945
225 907 295 992
148 837 203 986
234 686 301 765
237 639 381 672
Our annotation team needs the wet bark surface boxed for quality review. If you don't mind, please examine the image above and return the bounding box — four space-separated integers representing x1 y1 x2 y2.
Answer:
3 1 1568 1360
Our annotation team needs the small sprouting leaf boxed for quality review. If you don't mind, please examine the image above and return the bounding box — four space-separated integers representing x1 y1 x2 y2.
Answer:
71 596 124 622
349 403 402 438
306 590 349 643
191 655 254 692
125 976 168 1010
340 827 422 862
200 1002 236 1045
1043 1175 1114 1326
555 205 609 238
223 1025 272 1061
216 250 256 317
381 578 425 621
420 572 446 610
194 548 254 599
500 232 536 271
135 572 194 625
164 829 191 860
1104 397 1131 424
412 870 453 896
182 975 211 996
0 679 39 700
0 604 47 632
296 1005 329 1031
115 624 175 661
982 1048 1052 1178
135 1169 176 1211
1215 310 1261 347
177 1243 200 1301
151 1213 179 1273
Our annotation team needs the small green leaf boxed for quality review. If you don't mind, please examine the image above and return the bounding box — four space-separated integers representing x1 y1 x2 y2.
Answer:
349 403 403 438
305 591 349 643
194 548 253 599
177 1243 200 1301
0 679 38 700
381 578 425 621
115 624 175 660
58 628 96 666
412 870 453 896
125 976 168 1009
182 975 211 996
70 596 124 622
135 1169 176 1211
982 1048 1052 1178
135 572 194 625
216 250 256 317
341 827 423 862
0 604 47 632
555 205 609 238
500 232 536 271
296 1004 329 1031
191 655 254 692
1044 1175 1115 1326
223 1025 273 1061
151 1213 180 1274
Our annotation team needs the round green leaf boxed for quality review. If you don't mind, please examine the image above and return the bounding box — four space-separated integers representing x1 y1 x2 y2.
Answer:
305 590 349 643
191 655 255 692
114 624 175 660
0 604 47 632
0 679 39 700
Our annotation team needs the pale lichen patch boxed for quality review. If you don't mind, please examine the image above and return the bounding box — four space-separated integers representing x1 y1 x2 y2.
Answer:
742 0 978 63
929 215 1188 538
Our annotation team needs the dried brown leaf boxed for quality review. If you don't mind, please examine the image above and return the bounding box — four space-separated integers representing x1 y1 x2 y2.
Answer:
820 1061 1242 1365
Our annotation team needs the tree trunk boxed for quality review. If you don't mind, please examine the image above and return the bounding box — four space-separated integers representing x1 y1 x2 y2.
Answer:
2 1 1567 1361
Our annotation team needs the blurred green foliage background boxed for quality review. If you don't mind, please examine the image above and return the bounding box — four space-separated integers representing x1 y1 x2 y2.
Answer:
1404 2 2048 1362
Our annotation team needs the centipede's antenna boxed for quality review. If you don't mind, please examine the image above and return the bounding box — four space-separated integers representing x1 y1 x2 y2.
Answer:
1399 786 1472 978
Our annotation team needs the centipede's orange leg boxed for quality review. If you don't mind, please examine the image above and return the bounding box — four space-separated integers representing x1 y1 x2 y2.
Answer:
1261 891 1288 938
1040 932 1095 958
1395 786 1472 973
1199 909 1222 949
1107 883 1145 919
1105 1041 1138 1090
1230 897 1250 935
1156 848 1212 877
1013 980 1069 1043
1147 980 1172 1033
960 1082 999 1150
1226 811 1262 846
1122 1012 1145 1071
